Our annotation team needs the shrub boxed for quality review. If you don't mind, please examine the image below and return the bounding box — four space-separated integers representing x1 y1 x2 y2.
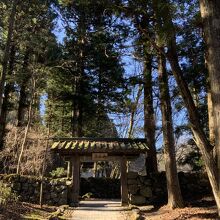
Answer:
50 167 66 178
0 181 18 206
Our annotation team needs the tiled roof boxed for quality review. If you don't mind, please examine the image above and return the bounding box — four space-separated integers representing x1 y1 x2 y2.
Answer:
51 138 148 154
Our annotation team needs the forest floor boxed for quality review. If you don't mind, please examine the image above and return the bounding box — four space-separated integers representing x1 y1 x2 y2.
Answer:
0 202 61 220
140 196 218 220
0 196 218 220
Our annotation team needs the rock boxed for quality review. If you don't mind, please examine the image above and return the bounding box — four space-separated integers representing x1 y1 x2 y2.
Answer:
53 197 59 203
155 187 163 193
47 200 53 205
140 187 152 198
128 185 139 194
29 196 36 202
20 176 26 183
59 185 66 191
144 179 151 186
44 193 51 200
130 195 146 205
138 176 145 183
57 205 69 212
28 178 33 184
128 179 138 185
130 208 141 220
28 186 34 194
51 192 58 199
34 189 39 194
61 189 67 197
55 186 62 192
58 198 67 205
137 178 142 185
127 172 138 179
12 182 21 191
138 205 154 211
22 183 28 191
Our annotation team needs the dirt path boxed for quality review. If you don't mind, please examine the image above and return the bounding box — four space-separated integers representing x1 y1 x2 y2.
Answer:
70 200 131 220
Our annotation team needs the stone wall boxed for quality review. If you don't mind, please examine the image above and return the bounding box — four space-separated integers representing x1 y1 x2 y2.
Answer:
0 174 68 206
0 172 212 207
151 171 212 205
0 175 120 205
127 172 153 205
127 171 212 206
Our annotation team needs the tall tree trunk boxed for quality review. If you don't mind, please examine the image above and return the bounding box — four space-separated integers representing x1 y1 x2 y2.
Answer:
158 51 184 208
207 88 215 148
165 21 220 217
32 92 40 125
200 1 220 215
0 44 16 148
143 55 158 174
97 69 104 135
167 36 220 216
39 106 51 207
72 76 82 137
16 77 35 174
166 42 213 153
61 104 65 132
17 50 30 127
0 0 18 150
134 12 158 174
128 85 143 138
78 39 84 137
151 0 220 214
72 35 84 137
0 0 18 116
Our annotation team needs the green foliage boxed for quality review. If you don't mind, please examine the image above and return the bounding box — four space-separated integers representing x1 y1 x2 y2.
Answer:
50 167 67 178
0 181 18 206
45 0 128 137
0 0 213 188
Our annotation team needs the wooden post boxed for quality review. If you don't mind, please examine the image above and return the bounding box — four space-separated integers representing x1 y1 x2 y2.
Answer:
67 160 72 179
93 162 97 177
120 156 128 206
71 155 80 206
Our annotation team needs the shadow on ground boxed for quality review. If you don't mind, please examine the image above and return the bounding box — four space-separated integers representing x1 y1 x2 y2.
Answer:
140 197 218 220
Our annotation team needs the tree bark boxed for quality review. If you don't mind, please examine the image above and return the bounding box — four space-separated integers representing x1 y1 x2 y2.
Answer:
72 35 84 137
17 50 30 127
133 12 158 174
0 0 18 116
167 34 220 217
207 88 215 147
199 1 220 214
128 85 143 138
39 111 51 207
143 54 158 174
72 76 82 137
158 51 184 208
167 41 213 152
151 0 220 214
166 21 220 218
0 44 16 148
148 0 220 213
16 77 35 174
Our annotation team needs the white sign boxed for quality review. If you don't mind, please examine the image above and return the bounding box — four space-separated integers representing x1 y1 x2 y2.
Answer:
92 153 108 161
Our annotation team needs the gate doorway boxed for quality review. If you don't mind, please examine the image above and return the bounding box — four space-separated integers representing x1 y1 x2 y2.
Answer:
80 161 121 200
51 138 148 206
